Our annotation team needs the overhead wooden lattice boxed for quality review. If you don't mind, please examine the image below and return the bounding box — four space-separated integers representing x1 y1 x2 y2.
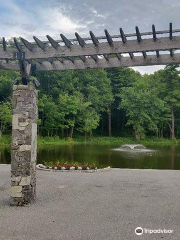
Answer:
1 23 180 72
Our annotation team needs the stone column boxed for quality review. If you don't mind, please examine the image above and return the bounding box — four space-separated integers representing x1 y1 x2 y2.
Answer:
11 85 38 206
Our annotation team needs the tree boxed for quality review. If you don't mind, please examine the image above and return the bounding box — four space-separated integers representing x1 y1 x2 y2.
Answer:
77 108 100 139
106 68 141 136
0 100 12 136
0 69 19 101
153 65 180 139
38 95 62 136
119 79 168 140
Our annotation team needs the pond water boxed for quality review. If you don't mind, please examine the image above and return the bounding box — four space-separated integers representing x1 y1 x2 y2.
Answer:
1 144 180 169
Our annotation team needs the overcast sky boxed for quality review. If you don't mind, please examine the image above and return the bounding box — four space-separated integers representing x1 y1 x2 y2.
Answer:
0 0 179 74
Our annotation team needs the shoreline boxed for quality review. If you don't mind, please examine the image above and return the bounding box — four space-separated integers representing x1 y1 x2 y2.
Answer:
0 135 179 147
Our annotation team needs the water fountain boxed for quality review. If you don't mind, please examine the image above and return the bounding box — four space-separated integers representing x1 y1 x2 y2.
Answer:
113 144 154 153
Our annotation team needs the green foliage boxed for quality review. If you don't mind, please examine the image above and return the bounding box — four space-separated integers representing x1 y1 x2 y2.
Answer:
119 78 168 139
0 64 180 140
0 100 12 135
37 68 113 137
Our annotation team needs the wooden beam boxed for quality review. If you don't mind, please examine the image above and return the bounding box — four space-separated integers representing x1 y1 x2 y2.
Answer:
1 35 180 60
169 22 173 40
2 37 7 51
120 28 127 43
14 38 22 52
21 38 33 51
170 49 174 57
120 28 134 59
75 32 86 62
79 55 86 62
103 54 109 61
70 57 75 62
0 61 19 70
91 55 98 62
152 25 159 57
2 52 180 71
33 36 46 50
75 32 86 47
46 35 59 49
156 51 160 57
104 29 113 45
135 26 146 58
152 25 157 41
2 38 8 63
33 53 180 71
89 31 99 46
60 34 72 48
135 26 142 43
116 53 121 60
1 26 180 47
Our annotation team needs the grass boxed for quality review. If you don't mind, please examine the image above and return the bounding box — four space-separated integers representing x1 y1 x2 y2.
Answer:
0 134 179 147
38 136 180 146
0 135 11 147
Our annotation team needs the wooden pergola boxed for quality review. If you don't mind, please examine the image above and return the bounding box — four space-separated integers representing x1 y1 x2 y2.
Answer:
1 23 180 84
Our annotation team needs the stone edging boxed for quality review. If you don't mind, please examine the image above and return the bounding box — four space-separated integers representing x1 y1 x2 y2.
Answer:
36 164 111 173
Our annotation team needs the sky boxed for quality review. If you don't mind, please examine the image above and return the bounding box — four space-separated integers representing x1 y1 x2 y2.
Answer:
0 0 179 74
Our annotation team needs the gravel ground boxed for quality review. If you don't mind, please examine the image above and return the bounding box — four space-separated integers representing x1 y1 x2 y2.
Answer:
0 165 180 240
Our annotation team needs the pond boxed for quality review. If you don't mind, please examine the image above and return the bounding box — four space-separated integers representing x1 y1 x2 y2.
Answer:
0 144 180 169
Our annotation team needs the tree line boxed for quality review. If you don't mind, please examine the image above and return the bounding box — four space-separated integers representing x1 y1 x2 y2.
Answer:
0 64 180 140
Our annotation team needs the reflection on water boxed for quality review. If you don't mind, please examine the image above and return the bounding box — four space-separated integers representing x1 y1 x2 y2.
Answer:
0 144 180 170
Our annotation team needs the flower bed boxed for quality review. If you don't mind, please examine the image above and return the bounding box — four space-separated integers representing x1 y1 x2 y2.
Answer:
36 163 110 173
37 163 97 170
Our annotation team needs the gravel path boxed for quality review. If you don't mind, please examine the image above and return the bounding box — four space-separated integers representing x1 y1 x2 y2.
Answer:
0 165 180 240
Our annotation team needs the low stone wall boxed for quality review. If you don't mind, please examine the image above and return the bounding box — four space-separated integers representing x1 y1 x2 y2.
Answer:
11 85 38 206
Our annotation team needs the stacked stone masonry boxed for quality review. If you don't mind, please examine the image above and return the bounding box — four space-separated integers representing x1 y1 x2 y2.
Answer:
11 85 38 206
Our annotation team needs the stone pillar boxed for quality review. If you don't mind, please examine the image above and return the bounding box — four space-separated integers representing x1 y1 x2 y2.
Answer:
11 85 38 206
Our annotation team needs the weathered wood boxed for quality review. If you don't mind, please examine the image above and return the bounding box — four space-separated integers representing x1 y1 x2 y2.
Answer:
2 38 9 63
135 26 142 43
89 31 99 46
2 37 7 51
170 49 174 57
1 28 180 47
1 36 180 60
46 35 59 49
60 34 72 48
33 36 46 50
1 52 180 71
75 32 86 47
79 55 86 62
0 61 19 70
120 28 127 43
105 29 113 45
34 53 180 71
120 28 134 58
135 27 146 58
91 55 98 62
116 53 121 60
14 38 22 52
152 25 157 41
68 56 75 62
21 38 33 51
103 54 109 61
129 52 134 59
152 25 160 57
170 23 173 40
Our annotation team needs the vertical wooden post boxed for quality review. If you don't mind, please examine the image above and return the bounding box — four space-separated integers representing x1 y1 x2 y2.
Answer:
11 85 37 206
